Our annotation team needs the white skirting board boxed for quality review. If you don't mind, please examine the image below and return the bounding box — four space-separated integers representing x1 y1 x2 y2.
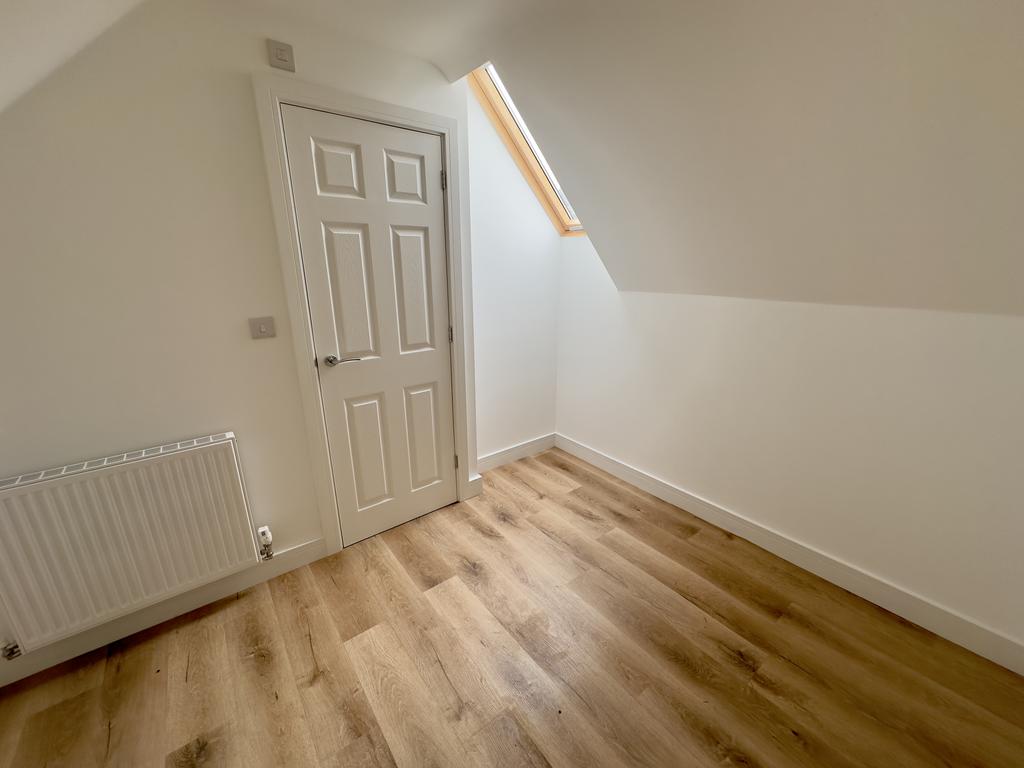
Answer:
0 538 326 688
479 433 1024 676
477 433 557 472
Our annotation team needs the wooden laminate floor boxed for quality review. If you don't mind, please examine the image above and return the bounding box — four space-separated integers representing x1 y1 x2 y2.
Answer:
1 448 1023 767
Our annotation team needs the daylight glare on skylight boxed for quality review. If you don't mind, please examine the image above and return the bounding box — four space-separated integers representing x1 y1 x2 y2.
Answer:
484 64 580 225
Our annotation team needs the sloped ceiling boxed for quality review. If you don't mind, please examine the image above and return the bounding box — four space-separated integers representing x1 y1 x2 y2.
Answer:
247 0 542 72
0 0 149 111
456 0 1024 315
6 0 1024 314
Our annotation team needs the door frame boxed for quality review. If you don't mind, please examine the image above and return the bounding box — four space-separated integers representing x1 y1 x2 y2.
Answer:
252 73 482 552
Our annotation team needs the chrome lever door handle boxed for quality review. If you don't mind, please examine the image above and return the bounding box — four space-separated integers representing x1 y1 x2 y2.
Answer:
325 354 362 366
323 354 360 367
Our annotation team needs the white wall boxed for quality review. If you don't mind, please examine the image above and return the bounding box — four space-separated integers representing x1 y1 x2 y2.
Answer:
556 236 1024 652
0 0 472 556
468 92 560 458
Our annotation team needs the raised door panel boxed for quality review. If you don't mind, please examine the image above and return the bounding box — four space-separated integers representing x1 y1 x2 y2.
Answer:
404 383 442 491
384 149 427 204
390 226 435 353
313 139 365 198
323 223 379 359
344 395 392 511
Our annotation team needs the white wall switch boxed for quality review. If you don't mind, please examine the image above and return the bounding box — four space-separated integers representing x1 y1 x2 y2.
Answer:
248 316 276 339
267 39 295 72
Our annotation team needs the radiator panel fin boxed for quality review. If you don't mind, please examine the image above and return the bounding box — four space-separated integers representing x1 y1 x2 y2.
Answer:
0 433 258 652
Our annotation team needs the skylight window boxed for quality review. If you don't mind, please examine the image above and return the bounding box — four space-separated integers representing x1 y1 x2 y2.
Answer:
469 64 584 235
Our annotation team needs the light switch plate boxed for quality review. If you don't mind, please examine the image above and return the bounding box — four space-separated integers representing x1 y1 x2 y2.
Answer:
266 39 295 72
249 316 277 339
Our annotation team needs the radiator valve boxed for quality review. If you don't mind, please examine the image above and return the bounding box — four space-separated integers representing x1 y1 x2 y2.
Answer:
257 525 274 560
1 640 21 660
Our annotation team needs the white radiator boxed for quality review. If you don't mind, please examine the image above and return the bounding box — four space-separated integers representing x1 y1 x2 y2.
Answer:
0 433 259 654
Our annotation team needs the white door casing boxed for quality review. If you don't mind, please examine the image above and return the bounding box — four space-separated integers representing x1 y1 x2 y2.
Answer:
282 105 457 544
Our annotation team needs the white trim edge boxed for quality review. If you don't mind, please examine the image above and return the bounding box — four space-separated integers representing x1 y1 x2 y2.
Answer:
477 433 557 472
0 538 327 688
553 434 1024 676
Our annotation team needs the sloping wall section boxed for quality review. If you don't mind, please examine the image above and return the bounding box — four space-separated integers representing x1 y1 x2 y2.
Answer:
0 0 149 111
8 0 1024 315
458 0 1024 316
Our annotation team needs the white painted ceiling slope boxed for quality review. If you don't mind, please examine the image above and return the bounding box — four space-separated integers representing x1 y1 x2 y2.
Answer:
6 0 1024 314
450 0 1024 315
0 0 149 111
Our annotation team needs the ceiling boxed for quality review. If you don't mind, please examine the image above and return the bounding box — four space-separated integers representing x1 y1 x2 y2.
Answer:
4 0 1023 314
470 0 1024 314
252 0 537 69
0 0 150 111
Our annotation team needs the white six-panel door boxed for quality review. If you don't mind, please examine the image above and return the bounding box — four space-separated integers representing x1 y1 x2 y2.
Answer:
282 104 457 544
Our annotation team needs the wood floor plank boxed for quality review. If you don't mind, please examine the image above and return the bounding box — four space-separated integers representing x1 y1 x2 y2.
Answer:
346 621 474 768
588 512 1024 765
492 460 574 501
512 456 581 495
0 649 107 768
690 523 1024 729
482 471 590 527
164 725 231 768
452 494 740 766
424 575 632 768
427 505 730 768
540 447 690 520
466 494 587 585
99 629 168 767
569 567 859 768
545 445 1024 730
2 450 1022 767
490 472 615 539
334 732 397 768
221 584 319 767
534 449 703 540
381 517 455 592
10 687 105 767
500 457 695 550
519 504 859 767
309 541 388 642
269 566 394 767
598 525 944 767
362 535 505 742
778 602 1024 767
163 610 241 767
473 710 553 768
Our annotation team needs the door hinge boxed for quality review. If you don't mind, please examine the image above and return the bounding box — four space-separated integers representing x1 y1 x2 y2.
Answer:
454 454 459 469
441 169 447 190
1 641 21 660
448 326 454 343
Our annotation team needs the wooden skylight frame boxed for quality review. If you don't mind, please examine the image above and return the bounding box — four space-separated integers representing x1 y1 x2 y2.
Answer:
468 65 585 236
